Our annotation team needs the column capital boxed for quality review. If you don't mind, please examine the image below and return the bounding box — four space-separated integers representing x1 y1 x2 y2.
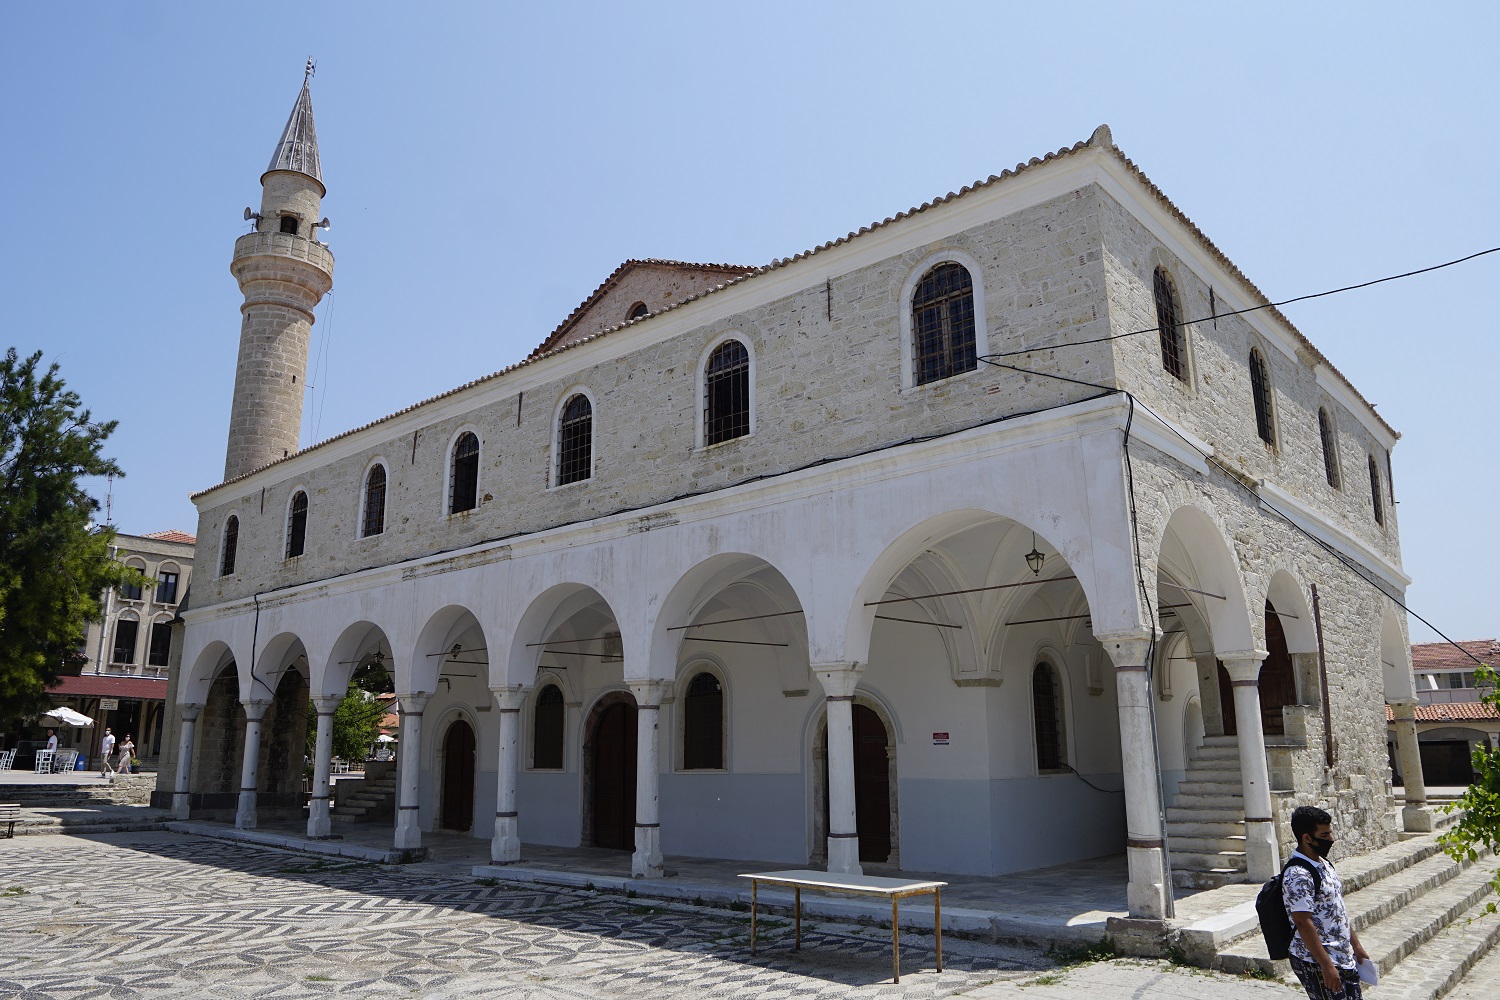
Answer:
311 695 344 714
1220 652 1269 683
1389 699 1418 720
812 661 864 698
627 679 670 707
179 703 205 723
240 699 271 721
396 692 431 714
1092 630 1160 671
490 684 530 711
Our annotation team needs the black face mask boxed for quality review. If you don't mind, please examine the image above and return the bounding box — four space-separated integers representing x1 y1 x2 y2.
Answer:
1308 836 1334 859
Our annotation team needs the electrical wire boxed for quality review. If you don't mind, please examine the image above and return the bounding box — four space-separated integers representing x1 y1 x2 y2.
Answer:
989 245 1500 359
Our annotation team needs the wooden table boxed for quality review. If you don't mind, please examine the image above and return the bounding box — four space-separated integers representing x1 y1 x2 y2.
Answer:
739 869 947 983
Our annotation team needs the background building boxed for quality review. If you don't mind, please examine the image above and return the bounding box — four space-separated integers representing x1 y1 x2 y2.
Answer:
1389 639 1500 787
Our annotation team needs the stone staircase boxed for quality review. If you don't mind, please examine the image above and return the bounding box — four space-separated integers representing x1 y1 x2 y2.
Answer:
334 772 397 822
0 782 171 835
1167 735 1250 888
1205 831 1500 999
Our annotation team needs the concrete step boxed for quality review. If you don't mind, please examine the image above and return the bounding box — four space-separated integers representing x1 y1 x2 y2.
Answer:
1168 794 1244 811
1173 868 1244 890
1166 820 1247 838
1376 895 1500 1000
1170 835 1248 855
1185 753 1243 767
1167 809 1246 828
1178 780 1247 796
1173 850 1247 872
1201 736 1240 747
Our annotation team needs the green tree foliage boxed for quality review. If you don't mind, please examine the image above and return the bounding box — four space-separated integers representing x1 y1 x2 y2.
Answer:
1438 661 1500 915
307 683 387 764
0 348 134 718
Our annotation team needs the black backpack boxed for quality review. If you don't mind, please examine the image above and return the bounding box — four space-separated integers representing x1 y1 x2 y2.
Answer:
1256 856 1323 960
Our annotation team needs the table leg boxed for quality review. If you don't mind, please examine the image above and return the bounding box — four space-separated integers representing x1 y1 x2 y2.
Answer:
892 896 900 983
935 887 943 972
750 880 757 956
795 886 802 951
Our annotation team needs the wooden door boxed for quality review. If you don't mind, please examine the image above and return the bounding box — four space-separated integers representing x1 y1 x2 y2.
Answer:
441 720 475 830
1217 660 1237 737
1259 605 1297 736
592 702 637 850
852 705 891 863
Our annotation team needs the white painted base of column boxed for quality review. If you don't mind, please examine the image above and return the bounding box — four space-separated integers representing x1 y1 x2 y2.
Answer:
307 799 332 839
1402 805 1435 833
171 793 190 821
1243 819 1278 882
394 809 422 849
826 837 863 877
491 816 520 864
235 791 257 830
1126 845 1168 919
633 826 664 879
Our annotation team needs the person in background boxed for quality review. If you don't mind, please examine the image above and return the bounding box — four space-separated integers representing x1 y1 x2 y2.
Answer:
117 735 135 775
45 729 58 752
99 727 116 777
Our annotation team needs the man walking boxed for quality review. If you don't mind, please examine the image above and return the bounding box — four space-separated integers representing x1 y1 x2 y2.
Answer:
99 728 116 777
1284 805 1370 998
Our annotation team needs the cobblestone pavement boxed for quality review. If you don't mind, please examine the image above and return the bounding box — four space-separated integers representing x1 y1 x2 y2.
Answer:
3 832 1497 999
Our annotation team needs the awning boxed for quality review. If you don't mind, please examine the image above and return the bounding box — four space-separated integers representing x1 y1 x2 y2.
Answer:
48 674 169 702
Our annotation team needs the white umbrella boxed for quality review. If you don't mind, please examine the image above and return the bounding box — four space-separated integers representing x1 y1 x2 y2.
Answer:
42 707 94 727
375 734 397 742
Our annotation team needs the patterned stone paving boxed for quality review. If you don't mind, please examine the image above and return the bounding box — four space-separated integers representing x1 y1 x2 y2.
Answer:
0 832 1043 998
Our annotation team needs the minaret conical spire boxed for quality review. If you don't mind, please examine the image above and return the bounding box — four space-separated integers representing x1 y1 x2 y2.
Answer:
264 59 323 191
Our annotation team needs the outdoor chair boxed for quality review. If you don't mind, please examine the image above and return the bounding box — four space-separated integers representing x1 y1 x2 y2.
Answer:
0 748 15 771
51 749 78 774
0 803 18 838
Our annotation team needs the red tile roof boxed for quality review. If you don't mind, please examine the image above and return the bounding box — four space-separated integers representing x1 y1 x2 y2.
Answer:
142 529 196 544
49 674 169 701
1412 639 1500 672
1387 701 1500 723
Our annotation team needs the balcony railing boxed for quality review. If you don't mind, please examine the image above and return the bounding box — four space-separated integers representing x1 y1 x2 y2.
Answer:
232 231 334 271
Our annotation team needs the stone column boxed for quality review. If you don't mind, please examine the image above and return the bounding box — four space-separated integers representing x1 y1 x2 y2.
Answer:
813 662 865 876
171 703 204 821
235 700 271 830
1222 654 1279 881
394 693 429 851
1390 700 1434 833
307 695 343 839
629 680 669 879
1096 631 1168 919
491 685 527 864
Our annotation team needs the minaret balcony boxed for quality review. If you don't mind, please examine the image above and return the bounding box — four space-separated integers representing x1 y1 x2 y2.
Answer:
232 230 334 273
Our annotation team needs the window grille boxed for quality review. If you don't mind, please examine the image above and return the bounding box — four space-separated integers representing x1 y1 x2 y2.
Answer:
450 433 479 513
1369 455 1384 525
1153 267 1187 381
683 672 724 770
556 395 593 485
362 465 386 537
155 571 179 604
112 619 139 665
1249 349 1275 444
1318 409 1340 488
703 340 750 445
286 491 308 558
627 302 649 321
911 262 977 385
221 516 239 576
533 684 564 769
148 621 173 667
1032 663 1066 771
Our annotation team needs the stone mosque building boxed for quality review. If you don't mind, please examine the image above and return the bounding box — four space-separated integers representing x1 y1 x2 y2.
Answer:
157 76 1428 921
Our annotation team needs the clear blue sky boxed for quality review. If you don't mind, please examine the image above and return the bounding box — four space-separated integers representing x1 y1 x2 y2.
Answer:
2 3 1495 646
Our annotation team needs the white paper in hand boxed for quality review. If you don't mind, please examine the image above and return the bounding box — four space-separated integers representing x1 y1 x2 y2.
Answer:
1357 957 1379 986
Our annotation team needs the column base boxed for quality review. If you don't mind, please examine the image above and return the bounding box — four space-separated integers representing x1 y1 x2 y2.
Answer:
171 793 191 821
633 826 664 879
234 792 257 830
307 800 331 839
1243 819 1279 882
1126 844 1168 919
1402 804 1435 833
826 837 863 877
394 810 422 849
492 817 521 864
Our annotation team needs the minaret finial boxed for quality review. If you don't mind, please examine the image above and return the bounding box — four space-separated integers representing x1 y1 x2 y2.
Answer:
305 57 316 85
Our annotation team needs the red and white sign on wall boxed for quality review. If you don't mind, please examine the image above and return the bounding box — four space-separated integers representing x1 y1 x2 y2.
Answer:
932 732 950 746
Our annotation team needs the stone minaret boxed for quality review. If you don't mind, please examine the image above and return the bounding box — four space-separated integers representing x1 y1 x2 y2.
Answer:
224 66 334 480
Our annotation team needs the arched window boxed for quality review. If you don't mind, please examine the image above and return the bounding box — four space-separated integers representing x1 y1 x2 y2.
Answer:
1318 409 1341 488
120 560 145 600
911 262 977 385
111 615 140 665
627 301 649 321
362 465 387 537
1249 349 1275 444
286 491 308 558
703 339 750 446
1153 267 1187 382
220 516 239 577
1369 455 1384 525
449 432 479 513
533 684 564 769
1032 662 1066 771
556 395 593 485
682 671 724 769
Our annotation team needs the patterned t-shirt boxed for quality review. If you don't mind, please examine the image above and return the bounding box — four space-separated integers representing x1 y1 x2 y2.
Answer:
1283 851 1353 969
